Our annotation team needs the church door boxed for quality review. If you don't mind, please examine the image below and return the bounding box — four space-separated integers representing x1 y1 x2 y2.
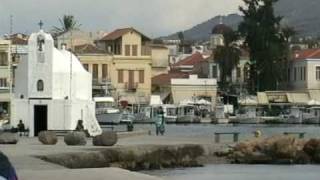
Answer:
34 105 48 136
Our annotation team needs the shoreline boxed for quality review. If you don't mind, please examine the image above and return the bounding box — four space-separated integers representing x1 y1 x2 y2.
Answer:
0 133 228 180
2 130 320 180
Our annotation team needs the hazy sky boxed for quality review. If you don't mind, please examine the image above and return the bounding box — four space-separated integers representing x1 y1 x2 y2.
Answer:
0 0 243 37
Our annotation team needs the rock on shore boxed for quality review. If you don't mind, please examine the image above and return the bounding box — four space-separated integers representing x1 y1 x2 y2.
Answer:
39 144 204 170
64 132 87 146
93 131 117 146
0 132 18 144
225 136 320 164
38 131 58 145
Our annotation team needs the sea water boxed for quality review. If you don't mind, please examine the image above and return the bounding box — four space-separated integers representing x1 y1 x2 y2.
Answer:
144 164 320 180
124 124 320 180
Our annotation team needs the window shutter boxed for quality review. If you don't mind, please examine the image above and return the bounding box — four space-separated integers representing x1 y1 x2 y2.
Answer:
139 70 144 83
118 70 124 83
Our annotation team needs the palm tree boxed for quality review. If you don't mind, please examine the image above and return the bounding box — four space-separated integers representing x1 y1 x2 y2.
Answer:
52 15 81 35
214 30 241 89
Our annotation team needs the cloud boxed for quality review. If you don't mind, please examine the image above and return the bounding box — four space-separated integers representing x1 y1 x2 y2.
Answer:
0 0 243 37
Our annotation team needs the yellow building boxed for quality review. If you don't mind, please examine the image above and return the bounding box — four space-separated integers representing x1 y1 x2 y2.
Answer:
0 40 12 119
77 28 168 107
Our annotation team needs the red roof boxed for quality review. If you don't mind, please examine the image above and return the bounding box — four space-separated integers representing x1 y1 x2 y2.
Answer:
100 27 150 41
173 52 204 66
293 48 320 60
152 72 188 86
9 37 28 45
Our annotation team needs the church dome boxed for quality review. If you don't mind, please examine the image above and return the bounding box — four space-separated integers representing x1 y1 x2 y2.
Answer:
211 23 232 35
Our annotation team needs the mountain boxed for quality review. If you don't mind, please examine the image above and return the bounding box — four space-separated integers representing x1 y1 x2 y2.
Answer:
163 0 320 41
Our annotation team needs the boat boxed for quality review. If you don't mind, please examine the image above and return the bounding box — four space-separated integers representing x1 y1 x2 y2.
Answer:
211 105 229 124
162 104 178 123
134 104 178 123
0 119 9 130
120 112 135 124
281 106 302 124
176 105 196 123
233 106 259 124
302 107 320 124
94 97 122 125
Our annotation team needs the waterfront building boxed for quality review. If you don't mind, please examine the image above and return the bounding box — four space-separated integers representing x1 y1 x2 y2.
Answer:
74 44 111 96
0 40 12 120
152 70 189 103
78 28 159 110
171 74 217 109
11 30 101 137
288 48 320 90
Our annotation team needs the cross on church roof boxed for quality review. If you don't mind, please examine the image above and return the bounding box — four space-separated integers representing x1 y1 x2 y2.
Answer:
38 20 43 30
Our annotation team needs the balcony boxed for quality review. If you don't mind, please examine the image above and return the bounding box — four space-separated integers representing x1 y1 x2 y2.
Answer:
92 78 112 90
125 82 138 92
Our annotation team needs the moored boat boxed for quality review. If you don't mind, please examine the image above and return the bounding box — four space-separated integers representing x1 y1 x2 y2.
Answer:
94 97 122 125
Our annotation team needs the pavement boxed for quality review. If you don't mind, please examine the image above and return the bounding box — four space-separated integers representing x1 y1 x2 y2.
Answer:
0 132 222 180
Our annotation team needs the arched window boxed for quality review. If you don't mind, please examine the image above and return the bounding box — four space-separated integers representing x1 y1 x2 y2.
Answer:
37 35 45 52
37 80 44 91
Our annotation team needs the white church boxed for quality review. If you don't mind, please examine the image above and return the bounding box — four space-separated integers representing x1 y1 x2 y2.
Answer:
11 29 102 137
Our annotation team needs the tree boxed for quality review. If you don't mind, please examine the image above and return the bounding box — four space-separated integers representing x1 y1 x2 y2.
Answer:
280 26 296 86
239 0 292 92
214 30 241 90
52 15 81 35
178 31 184 43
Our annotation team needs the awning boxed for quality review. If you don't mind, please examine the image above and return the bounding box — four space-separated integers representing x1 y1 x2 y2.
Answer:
257 92 268 105
308 99 320 106
239 96 258 106
150 95 163 106
287 92 310 104
196 99 211 105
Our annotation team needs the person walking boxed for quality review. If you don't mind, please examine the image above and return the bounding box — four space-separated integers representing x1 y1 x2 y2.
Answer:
155 107 165 136
17 120 25 137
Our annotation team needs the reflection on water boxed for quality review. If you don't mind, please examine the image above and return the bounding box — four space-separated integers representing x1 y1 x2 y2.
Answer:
144 164 320 180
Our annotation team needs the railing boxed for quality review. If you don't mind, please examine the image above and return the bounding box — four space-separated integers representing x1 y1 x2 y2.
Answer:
92 78 111 86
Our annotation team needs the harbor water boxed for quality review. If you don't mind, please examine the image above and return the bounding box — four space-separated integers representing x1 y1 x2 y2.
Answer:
144 164 320 180
108 124 320 141
111 124 320 179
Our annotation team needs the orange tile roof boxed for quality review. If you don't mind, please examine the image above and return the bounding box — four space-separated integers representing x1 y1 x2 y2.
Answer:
293 48 320 60
173 52 204 66
152 72 189 86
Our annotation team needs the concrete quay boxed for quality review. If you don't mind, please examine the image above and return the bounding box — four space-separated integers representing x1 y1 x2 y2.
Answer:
0 132 226 180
